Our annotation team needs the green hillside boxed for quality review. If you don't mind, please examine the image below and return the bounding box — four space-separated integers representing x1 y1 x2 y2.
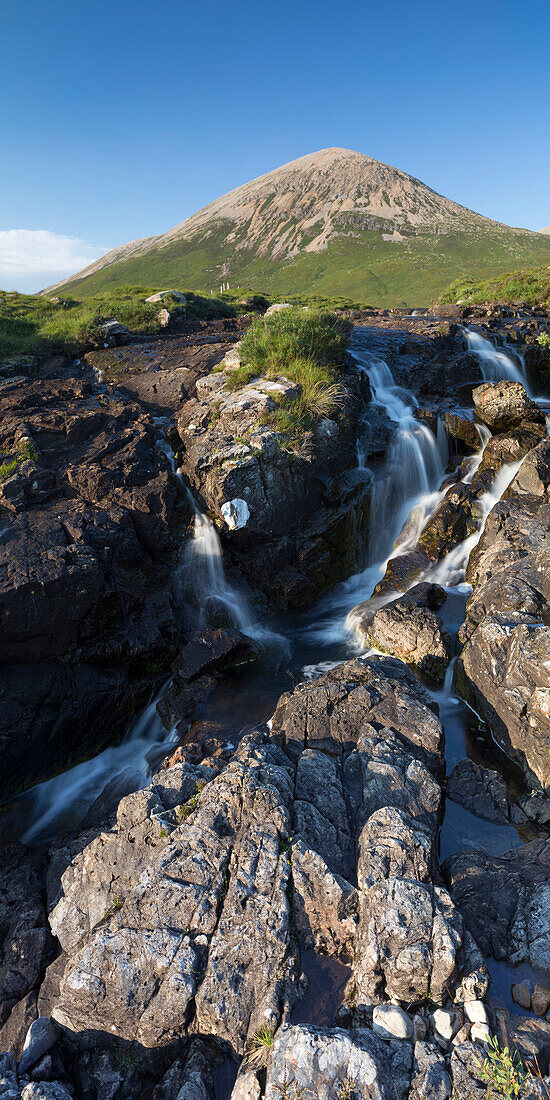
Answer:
56 224 550 309
439 265 550 307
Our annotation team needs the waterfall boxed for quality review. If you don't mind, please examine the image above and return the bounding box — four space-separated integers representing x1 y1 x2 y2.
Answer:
361 351 448 563
421 456 524 590
304 336 449 643
183 486 288 652
463 327 530 391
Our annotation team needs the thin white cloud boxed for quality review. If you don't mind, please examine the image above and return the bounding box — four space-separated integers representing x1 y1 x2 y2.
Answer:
0 229 105 293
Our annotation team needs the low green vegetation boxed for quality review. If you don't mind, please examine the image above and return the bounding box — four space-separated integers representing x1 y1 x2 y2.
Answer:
225 307 352 442
474 1037 527 1100
0 438 40 482
245 1025 275 1068
439 265 550 307
0 285 235 362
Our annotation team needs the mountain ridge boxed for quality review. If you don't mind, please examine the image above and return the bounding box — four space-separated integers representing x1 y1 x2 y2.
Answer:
44 147 550 304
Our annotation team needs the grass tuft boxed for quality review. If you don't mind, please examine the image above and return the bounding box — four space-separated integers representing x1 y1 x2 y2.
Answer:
223 308 351 443
245 1025 275 1068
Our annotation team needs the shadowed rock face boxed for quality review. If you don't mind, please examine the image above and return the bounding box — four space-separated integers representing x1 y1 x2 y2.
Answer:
0 371 187 799
444 840 550 973
457 440 550 790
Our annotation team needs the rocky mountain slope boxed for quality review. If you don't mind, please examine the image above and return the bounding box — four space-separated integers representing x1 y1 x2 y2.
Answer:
44 148 550 305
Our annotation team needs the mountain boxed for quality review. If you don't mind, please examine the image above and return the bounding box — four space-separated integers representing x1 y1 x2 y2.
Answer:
539 225 550 235
45 148 550 306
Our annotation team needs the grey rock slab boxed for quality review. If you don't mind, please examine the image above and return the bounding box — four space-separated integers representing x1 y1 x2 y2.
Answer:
446 760 511 825
19 1018 59 1073
291 841 358 960
444 840 550 971
264 1024 413 1100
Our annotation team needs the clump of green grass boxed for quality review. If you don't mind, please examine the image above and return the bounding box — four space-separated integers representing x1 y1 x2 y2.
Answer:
234 306 351 379
0 459 18 482
537 332 550 348
223 308 351 442
245 1025 275 1068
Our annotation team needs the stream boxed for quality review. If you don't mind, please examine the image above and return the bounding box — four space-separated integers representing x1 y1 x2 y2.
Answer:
9 324 546 1018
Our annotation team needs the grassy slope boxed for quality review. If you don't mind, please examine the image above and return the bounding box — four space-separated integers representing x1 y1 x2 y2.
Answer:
55 222 550 308
0 286 234 360
439 265 550 306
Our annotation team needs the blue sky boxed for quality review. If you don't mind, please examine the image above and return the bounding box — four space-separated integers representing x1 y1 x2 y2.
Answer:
1 0 549 290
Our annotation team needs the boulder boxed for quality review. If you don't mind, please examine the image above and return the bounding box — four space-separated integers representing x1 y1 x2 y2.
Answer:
19 1018 59 1073
444 839 550 972
355 584 452 683
446 760 511 825
472 380 545 431
264 1025 413 1100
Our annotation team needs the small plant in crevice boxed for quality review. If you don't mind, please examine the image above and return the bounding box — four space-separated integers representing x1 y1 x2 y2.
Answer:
474 1036 527 1100
336 1076 358 1100
103 894 124 921
245 1025 276 1068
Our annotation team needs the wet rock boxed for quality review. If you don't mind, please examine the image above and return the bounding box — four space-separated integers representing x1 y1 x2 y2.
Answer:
19 1018 59 1074
446 760 511 825
171 628 259 682
472 380 545 431
356 584 452 683
264 1024 413 1100
458 478 550 789
532 982 550 1018
444 839 550 971
479 425 545 474
418 483 477 562
372 1004 414 1040
444 413 481 452
512 982 532 1010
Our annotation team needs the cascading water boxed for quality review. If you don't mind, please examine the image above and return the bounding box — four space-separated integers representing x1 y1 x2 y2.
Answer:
359 352 448 563
303 337 449 644
183 502 288 651
463 326 530 390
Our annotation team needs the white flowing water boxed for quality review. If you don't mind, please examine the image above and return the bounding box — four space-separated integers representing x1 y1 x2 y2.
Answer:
464 327 530 391
183 504 288 651
421 456 523 590
21 694 172 844
303 341 449 644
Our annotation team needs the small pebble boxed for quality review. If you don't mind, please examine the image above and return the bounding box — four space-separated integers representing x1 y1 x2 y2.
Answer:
432 1008 458 1041
532 982 550 1018
471 1023 491 1045
372 1004 413 1041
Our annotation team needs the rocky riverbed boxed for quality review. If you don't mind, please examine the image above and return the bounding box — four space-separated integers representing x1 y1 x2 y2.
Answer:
1 305 550 1099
